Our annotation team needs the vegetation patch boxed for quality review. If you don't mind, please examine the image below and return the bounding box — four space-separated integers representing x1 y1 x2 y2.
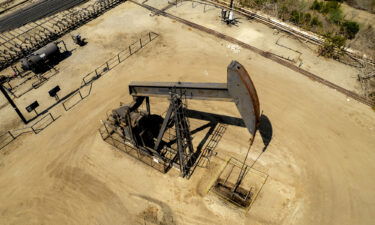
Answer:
238 0 362 58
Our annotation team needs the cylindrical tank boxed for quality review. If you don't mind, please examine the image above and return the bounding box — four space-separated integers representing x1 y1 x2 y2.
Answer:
20 43 59 71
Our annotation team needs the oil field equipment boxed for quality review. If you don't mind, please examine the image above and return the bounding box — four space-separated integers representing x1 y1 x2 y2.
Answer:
100 61 260 206
72 34 86 46
20 41 66 72
221 0 237 25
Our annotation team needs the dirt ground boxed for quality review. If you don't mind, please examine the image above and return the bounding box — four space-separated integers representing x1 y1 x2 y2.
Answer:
0 1 375 225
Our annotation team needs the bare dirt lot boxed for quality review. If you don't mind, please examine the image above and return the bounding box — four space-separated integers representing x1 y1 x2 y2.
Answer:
0 1 375 225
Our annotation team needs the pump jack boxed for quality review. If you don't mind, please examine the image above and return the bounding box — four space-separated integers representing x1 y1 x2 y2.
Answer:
103 61 260 179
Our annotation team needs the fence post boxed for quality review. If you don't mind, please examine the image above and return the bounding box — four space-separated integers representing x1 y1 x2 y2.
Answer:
149 32 151 42
8 131 15 140
117 54 121 62
78 90 83 99
106 62 109 70
95 69 99 77
50 113 55 121
7 80 12 89
139 38 142 48
129 45 132 55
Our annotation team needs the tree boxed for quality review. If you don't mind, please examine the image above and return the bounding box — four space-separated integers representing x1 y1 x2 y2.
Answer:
342 20 360 39
319 34 346 58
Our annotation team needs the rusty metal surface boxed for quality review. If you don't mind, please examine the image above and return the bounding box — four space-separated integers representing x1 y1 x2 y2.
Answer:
227 61 260 136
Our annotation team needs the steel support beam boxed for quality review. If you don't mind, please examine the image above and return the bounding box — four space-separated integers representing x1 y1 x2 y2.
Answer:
154 102 173 151
129 82 232 101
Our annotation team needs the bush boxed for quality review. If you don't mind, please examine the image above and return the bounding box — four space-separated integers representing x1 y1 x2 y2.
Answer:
310 16 322 26
342 20 360 39
328 7 343 24
290 10 302 24
321 1 341 14
331 35 346 47
278 5 289 20
320 34 346 57
304 12 312 24
311 0 324 11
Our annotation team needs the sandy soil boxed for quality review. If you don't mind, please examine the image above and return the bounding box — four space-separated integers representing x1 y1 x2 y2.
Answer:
342 2 375 58
0 1 375 225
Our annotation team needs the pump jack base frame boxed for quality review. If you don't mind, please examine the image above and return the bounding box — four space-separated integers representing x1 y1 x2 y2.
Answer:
99 117 208 176
210 157 268 209
99 122 180 173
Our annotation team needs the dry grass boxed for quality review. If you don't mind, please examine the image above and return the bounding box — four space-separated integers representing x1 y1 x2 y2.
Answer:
346 0 375 12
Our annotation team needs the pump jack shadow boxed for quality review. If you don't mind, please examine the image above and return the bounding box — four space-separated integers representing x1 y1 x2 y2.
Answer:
185 109 273 152
177 109 272 176
158 119 220 177
259 114 272 152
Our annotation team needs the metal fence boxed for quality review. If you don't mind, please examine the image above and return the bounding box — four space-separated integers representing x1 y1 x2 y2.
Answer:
0 0 126 70
63 32 159 111
82 32 159 85
0 112 58 150
3 68 60 98
98 121 171 173
0 32 159 150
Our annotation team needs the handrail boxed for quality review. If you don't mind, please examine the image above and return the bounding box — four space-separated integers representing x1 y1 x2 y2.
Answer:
0 112 56 150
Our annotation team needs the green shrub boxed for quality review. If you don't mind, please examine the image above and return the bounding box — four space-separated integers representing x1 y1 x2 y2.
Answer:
310 16 322 26
328 7 343 24
304 12 312 24
321 1 341 14
342 20 360 39
290 10 302 24
311 0 324 11
320 34 346 57
331 35 346 47
278 5 289 20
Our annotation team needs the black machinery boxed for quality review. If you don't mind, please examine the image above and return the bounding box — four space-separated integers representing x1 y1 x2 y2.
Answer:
20 41 67 73
104 61 260 178
221 0 237 25
72 34 87 46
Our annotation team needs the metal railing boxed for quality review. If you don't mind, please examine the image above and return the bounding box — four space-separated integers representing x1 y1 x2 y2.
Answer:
98 120 171 173
63 32 159 111
0 31 159 150
0 32 159 150
82 32 158 85
0 112 58 150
